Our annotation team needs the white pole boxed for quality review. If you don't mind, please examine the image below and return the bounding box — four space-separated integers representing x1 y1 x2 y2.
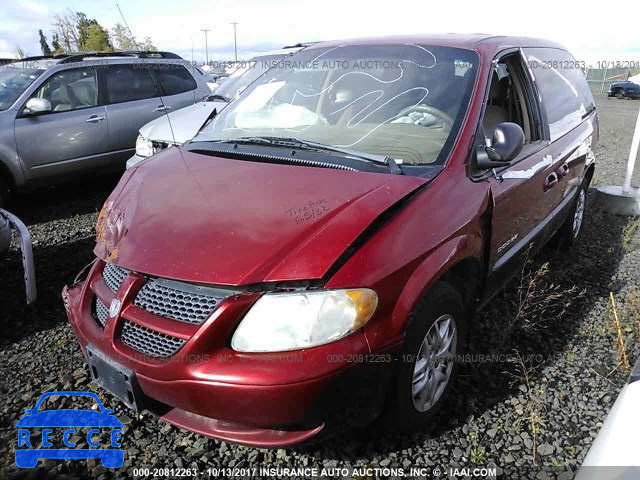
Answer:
622 103 640 194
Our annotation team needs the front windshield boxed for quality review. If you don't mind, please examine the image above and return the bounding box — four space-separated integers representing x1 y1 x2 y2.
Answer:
0 68 43 111
214 55 278 101
193 45 478 166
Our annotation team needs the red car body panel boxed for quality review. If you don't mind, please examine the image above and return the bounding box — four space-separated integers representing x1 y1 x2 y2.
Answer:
94 150 426 286
64 34 598 446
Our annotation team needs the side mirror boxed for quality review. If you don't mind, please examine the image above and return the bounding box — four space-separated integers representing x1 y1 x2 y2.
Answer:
477 122 525 169
23 408 35 414
24 98 52 115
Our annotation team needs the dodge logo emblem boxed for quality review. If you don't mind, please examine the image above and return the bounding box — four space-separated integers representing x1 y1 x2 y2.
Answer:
109 299 122 318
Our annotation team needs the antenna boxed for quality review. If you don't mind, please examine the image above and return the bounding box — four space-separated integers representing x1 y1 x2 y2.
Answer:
117 3 141 50
114 4 180 161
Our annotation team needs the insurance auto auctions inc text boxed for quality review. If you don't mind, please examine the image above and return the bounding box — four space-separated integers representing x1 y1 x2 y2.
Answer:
205 466 497 478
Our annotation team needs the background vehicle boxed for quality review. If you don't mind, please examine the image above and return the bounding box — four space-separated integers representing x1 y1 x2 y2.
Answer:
194 67 218 91
65 35 597 447
0 51 210 203
607 80 640 99
1 208 35 303
127 46 308 169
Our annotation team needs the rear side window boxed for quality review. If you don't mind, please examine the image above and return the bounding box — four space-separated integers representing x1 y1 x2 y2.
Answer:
524 48 595 141
151 65 197 95
104 65 158 104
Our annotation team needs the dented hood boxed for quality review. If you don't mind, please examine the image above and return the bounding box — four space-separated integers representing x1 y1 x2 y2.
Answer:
96 149 427 286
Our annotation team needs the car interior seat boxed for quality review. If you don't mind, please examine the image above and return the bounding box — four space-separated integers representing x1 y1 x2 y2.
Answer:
50 81 73 112
331 72 383 125
71 78 97 108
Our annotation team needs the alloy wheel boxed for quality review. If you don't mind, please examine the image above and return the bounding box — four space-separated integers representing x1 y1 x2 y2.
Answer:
411 314 457 412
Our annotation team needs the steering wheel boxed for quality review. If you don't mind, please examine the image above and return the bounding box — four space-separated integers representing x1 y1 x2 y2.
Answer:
394 104 454 132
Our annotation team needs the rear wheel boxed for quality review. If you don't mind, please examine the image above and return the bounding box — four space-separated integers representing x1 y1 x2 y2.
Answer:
390 282 466 430
615 89 625 99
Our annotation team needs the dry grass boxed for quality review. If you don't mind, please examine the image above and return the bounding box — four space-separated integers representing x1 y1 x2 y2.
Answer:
621 218 640 252
608 292 631 374
630 288 640 339
507 351 545 465
513 248 585 332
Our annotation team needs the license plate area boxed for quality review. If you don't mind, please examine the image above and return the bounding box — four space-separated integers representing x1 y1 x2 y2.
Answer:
86 346 143 412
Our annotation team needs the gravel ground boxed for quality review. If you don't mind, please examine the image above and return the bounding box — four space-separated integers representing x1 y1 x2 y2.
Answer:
1 96 640 480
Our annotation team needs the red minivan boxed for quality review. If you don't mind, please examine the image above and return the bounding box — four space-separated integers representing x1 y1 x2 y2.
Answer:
64 34 598 447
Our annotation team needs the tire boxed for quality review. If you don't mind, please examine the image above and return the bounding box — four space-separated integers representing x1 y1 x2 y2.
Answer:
1 214 11 257
0 175 9 207
552 183 586 249
615 89 625 99
389 282 467 430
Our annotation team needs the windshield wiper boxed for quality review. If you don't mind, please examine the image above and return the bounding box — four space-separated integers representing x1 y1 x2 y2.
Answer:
211 136 402 174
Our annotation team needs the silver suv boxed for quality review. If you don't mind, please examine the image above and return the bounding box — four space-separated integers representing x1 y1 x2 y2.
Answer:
0 51 211 204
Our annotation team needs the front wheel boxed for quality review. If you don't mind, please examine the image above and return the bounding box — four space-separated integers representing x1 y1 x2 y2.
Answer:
390 282 466 430
552 184 586 249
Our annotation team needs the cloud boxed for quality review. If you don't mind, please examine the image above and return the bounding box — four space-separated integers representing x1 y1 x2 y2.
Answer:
0 1 52 56
2 0 640 65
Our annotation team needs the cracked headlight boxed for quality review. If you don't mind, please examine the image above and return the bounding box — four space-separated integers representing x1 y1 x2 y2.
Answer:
135 134 155 158
231 289 378 352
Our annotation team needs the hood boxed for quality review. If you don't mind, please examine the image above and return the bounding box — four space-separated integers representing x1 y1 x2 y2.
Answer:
96 150 428 286
139 100 226 145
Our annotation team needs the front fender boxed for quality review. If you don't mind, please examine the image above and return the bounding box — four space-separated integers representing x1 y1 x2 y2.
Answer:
389 235 483 339
0 134 25 188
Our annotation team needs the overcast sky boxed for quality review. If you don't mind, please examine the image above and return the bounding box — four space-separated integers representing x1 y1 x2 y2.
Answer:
1 0 639 66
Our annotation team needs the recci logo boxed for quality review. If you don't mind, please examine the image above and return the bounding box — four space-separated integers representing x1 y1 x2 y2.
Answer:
15 391 124 468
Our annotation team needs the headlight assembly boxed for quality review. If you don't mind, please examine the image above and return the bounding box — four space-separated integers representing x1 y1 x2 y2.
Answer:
135 135 155 159
231 289 378 352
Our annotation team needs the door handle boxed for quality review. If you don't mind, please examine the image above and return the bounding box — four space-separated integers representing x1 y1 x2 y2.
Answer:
556 163 569 177
544 172 558 191
86 115 105 123
154 105 171 112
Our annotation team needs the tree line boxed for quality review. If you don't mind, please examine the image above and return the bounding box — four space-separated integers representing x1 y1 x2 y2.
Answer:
20 10 157 58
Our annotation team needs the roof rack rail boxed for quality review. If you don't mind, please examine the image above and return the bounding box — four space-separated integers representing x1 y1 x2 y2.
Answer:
8 53 72 63
58 51 183 64
282 42 320 49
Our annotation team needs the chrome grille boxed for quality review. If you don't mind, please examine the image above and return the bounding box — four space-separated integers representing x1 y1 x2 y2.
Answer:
121 321 185 358
94 297 109 327
103 263 129 293
134 278 229 325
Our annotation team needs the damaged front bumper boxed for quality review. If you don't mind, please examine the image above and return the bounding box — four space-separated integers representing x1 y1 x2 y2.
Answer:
62 260 395 447
1 208 36 304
